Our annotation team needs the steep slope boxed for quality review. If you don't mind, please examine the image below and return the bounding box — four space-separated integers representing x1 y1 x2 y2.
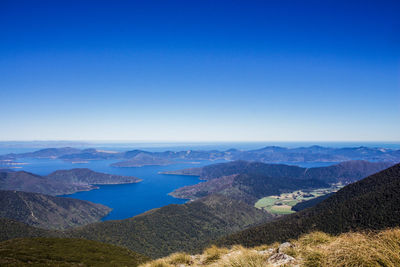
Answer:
0 169 141 195
292 193 334 211
68 194 271 258
218 163 400 248
0 190 111 230
303 160 393 183
0 237 149 266
169 160 391 202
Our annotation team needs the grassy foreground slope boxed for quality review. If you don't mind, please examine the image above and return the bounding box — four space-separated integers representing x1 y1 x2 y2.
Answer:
0 237 149 266
68 194 271 258
218 163 400 247
142 228 400 267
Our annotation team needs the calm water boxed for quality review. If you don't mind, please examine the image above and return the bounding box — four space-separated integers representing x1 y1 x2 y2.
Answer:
14 157 225 220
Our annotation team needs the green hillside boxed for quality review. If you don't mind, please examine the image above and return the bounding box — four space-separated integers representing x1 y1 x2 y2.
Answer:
0 190 111 230
0 237 149 266
68 194 271 258
0 218 57 242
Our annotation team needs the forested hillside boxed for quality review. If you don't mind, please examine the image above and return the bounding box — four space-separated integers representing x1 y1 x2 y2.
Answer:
0 190 111 229
0 237 149 266
68 194 271 258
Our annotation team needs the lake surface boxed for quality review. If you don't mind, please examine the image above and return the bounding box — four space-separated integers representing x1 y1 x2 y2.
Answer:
15 158 225 220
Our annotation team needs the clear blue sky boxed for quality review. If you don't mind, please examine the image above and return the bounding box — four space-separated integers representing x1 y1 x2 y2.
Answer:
0 0 399 141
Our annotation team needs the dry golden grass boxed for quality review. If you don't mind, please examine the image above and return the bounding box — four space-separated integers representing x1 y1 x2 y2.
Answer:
140 252 192 267
218 249 270 267
296 231 333 246
322 230 400 267
292 228 400 267
203 245 229 264
140 228 400 267
168 252 193 265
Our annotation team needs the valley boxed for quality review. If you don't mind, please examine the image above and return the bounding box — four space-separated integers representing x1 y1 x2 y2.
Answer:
254 184 343 215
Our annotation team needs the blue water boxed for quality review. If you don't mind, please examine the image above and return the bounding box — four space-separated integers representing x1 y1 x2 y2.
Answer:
62 161 221 220
14 157 224 220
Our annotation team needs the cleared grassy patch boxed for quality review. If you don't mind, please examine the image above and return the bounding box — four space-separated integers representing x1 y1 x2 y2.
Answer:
255 185 343 215
269 204 295 214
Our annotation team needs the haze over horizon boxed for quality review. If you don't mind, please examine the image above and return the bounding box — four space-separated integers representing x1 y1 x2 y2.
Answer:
1 0 399 142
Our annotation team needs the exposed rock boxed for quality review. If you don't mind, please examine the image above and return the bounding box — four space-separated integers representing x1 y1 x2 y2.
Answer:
268 252 297 266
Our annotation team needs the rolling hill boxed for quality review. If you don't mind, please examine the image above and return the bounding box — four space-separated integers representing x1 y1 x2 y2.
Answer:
0 190 111 230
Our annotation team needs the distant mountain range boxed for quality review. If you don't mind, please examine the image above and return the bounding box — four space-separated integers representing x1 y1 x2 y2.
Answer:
0 168 141 195
217 163 400 248
0 190 111 230
1 145 400 167
168 160 393 203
